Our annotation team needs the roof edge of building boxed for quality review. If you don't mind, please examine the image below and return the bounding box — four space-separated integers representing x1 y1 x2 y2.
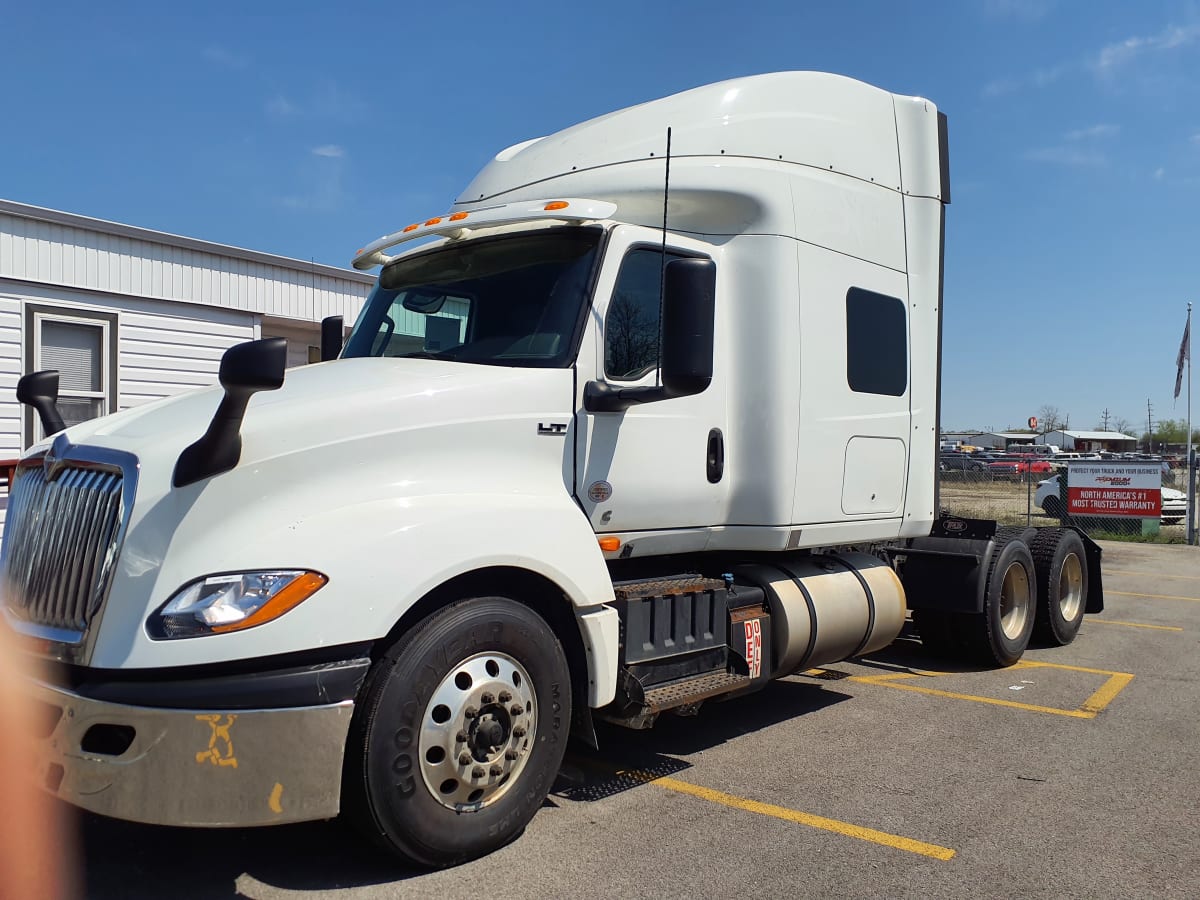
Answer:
0 197 375 286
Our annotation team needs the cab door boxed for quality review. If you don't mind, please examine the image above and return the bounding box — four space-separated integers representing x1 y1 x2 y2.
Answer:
574 226 728 544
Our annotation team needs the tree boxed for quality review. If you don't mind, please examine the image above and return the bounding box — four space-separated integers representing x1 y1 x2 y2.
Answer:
1152 419 1189 444
604 291 659 379
1111 417 1133 437
1037 405 1063 435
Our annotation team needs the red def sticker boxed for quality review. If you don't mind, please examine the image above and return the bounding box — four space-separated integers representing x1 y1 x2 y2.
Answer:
743 618 763 679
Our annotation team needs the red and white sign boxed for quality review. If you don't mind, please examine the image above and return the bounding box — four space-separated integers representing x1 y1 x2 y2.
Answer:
1066 462 1161 518
743 618 762 678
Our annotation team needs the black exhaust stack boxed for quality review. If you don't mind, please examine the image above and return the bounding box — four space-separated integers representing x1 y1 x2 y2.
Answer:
17 370 67 436
173 338 288 488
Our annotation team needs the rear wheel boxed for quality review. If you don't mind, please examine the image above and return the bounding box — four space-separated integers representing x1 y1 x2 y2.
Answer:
957 533 1036 667
1030 529 1087 645
344 597 571 867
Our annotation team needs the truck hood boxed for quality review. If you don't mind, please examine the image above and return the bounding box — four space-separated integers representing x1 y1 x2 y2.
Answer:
54 357 567 474
14 357 587 669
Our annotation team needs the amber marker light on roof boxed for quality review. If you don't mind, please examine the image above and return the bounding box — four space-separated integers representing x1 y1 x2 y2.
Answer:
598 537 621 552
544 201 570 211
403 224 419 233
424 217 443 226
449 212 469 221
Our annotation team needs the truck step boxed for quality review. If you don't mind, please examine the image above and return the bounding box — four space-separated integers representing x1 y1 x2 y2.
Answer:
612 574 726 601
643 671 751 713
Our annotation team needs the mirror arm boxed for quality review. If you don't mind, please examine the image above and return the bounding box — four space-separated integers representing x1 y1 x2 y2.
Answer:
583 381 673 413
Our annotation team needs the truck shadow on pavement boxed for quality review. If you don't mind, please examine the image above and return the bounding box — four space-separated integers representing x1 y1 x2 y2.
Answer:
77 681 851 897
558 678 852 801
76 806 422 898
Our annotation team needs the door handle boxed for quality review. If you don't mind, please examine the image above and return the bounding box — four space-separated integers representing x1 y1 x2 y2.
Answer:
707 428 724 483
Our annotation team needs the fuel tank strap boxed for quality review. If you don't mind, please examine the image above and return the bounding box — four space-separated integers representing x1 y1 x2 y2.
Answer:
826 554 877 658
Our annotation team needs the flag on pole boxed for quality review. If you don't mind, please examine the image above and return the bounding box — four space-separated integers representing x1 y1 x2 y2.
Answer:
1176 316 1190 400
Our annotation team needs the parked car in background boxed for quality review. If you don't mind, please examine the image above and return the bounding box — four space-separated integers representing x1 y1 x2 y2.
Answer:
939 452 992 479
1006 444 1059 457
1035 475 1187 524
988 457 1054 479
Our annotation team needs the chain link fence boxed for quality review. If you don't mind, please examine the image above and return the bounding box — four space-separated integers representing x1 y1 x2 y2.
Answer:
938 455 1197 540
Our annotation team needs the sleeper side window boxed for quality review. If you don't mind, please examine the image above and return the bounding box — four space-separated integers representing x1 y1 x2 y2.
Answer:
845 287 907 396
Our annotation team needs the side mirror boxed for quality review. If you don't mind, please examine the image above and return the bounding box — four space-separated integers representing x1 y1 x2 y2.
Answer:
660 257 716 397
320 316 344 362
16 370 67 436
584 257 716 412
174 338 288 487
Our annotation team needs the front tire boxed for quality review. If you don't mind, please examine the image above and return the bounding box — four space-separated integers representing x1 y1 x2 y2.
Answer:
344 597 571 867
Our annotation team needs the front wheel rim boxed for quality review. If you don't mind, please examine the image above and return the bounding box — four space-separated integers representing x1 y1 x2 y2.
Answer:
1058 552 1084 622
999 561 1032 641
418 652 537 811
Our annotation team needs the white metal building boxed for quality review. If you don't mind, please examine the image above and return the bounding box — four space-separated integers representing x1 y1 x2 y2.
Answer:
1044 430 1137 452
0 198 374 524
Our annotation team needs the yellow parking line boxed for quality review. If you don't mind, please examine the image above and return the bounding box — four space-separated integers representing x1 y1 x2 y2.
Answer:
1108 590 1200 603
842 660 1134 719
622 770 956 861
1080 673 1135 716
1088 619 1184 632
1107 569 1200 581
1015 659 1132 677
849 676 1095 718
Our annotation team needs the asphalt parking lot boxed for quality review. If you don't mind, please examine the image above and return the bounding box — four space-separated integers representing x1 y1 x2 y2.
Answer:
76 540 1199 899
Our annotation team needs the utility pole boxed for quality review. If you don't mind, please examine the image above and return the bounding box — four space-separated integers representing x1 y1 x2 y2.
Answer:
1100 408 1111 431
1147 399 1154 453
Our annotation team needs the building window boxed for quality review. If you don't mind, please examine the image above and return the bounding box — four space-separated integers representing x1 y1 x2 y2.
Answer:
24 305 118 445
845 287 907 397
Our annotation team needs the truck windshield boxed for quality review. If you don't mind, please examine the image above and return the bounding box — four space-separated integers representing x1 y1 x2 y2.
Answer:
342 228 601 367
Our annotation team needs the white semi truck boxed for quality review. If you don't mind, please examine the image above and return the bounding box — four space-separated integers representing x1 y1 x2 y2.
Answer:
3 72 1101 867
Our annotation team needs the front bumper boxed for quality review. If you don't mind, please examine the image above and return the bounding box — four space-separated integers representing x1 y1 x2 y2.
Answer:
30 679 355 827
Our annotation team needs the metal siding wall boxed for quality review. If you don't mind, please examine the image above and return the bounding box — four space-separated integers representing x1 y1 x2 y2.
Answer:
0 211 371 323
0 296 22 461
0 284 256 422
119 311 255 408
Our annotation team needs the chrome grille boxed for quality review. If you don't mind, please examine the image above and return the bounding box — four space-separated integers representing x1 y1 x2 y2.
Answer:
2 463 125 636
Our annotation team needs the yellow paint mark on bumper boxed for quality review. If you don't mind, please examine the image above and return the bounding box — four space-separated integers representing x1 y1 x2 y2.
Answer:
1088 619 1183 632
1108 590 1200 603
268 783 284 814
838 660 1133 719
622 770 955 861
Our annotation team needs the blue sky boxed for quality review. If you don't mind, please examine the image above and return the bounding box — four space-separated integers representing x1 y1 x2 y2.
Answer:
2 0 1198 434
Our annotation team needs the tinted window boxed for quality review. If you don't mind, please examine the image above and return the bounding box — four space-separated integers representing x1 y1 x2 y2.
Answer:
343 229 600 368
605 248 685 380
846 287 907 396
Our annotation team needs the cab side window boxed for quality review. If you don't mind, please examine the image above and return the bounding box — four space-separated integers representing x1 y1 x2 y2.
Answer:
604 248 684 380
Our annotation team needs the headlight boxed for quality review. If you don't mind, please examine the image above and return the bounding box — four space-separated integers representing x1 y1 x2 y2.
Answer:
148 570 328 639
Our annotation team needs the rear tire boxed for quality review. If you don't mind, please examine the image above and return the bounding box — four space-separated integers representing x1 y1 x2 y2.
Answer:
343 597 571 868
1030 529 1087 645
957 533 1036 667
